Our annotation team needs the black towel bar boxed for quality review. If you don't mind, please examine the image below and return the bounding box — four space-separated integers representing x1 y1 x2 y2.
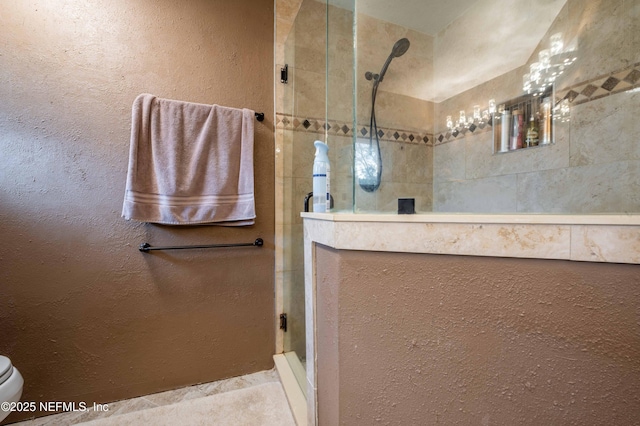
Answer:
139 238 264 253
255 112 264 122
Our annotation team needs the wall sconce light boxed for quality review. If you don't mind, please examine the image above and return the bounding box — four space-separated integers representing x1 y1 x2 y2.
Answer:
523 32 577 96
446 99 496 133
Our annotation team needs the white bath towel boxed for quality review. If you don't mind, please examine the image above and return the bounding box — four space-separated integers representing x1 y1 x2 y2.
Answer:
122 94 255 226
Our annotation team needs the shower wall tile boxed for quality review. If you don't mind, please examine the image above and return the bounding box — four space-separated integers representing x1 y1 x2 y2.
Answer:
327 3 354 74
330 135 354 212
568 0 632 86
275 223 285 268
402 143 431 184
282 176 294 224
291 0 326 72
327 1 353 44
282 128 294 179
633 0 640 64
284 267 306 358
282 175 311 225
354 185 377 212
570 90 640 167
354 138 432 213
290 223 304 271
433 175 518 213
356 15 434 101
292 68 326 119
435 67 522 136
331 177 353 212
281 224 295 271
291 132 319 178
355 11 434 131
399 182 433 213
355 181 432 214
464 125 570 180
433 139 466 182
331 135 353 178
516 160 640 213
327 72 354 123
327 4 354 124
356 85 433 132
276 176 286 226
282 223 305 272
356 14 411 72
294 44 326 77
377 182 432 213
275 0 303 65
276 128 295 179
544 0 638 93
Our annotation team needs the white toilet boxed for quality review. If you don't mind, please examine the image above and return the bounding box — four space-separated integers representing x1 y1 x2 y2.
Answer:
0 356 24 422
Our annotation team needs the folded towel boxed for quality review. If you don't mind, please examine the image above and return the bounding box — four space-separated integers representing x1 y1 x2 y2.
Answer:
122 94 255 226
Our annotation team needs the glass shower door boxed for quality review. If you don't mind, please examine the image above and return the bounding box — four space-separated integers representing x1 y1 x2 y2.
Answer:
276 0 329 396
276 0 355 397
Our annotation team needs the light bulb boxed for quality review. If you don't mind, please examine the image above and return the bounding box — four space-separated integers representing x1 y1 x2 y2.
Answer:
550 33 563 56
538 49 550 70
489 99 496 114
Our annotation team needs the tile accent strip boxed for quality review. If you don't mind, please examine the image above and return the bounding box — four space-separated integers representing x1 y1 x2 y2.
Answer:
276 63 639 148
275 113 433 146
431 62 640 146
555 63 640 105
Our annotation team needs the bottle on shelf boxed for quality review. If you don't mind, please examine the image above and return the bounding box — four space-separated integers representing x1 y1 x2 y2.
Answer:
510 109 524 150
525 113 539 147
540 97 552 145
499 108 511 152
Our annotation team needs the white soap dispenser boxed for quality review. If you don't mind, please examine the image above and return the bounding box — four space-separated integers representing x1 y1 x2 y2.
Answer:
312 140 330 213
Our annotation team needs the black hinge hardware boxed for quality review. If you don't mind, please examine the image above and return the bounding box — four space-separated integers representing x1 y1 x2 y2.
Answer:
279 313 288 332
280 64 288 84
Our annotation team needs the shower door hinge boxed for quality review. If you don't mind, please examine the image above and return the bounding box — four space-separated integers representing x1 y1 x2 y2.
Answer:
279 313 288 332
280 64 288 84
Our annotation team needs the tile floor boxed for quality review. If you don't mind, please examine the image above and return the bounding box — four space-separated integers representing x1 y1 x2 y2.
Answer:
11 369 295 425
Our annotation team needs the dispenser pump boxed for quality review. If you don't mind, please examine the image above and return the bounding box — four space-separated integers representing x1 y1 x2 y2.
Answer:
312 141 330 213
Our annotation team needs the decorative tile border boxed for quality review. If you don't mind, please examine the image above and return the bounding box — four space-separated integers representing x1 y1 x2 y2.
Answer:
276 63 639 149
434 119 494 145
433 62 640 145
555 63 640 105
275 113 433 146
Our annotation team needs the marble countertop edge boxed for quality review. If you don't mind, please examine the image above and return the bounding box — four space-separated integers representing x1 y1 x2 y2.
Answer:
301 212 640 226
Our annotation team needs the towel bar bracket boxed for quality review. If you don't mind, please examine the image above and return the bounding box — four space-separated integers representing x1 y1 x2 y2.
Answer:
139 238 264 253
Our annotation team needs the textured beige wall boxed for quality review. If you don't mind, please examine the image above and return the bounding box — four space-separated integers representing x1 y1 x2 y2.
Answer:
0 0 274 422
316 246 640 425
